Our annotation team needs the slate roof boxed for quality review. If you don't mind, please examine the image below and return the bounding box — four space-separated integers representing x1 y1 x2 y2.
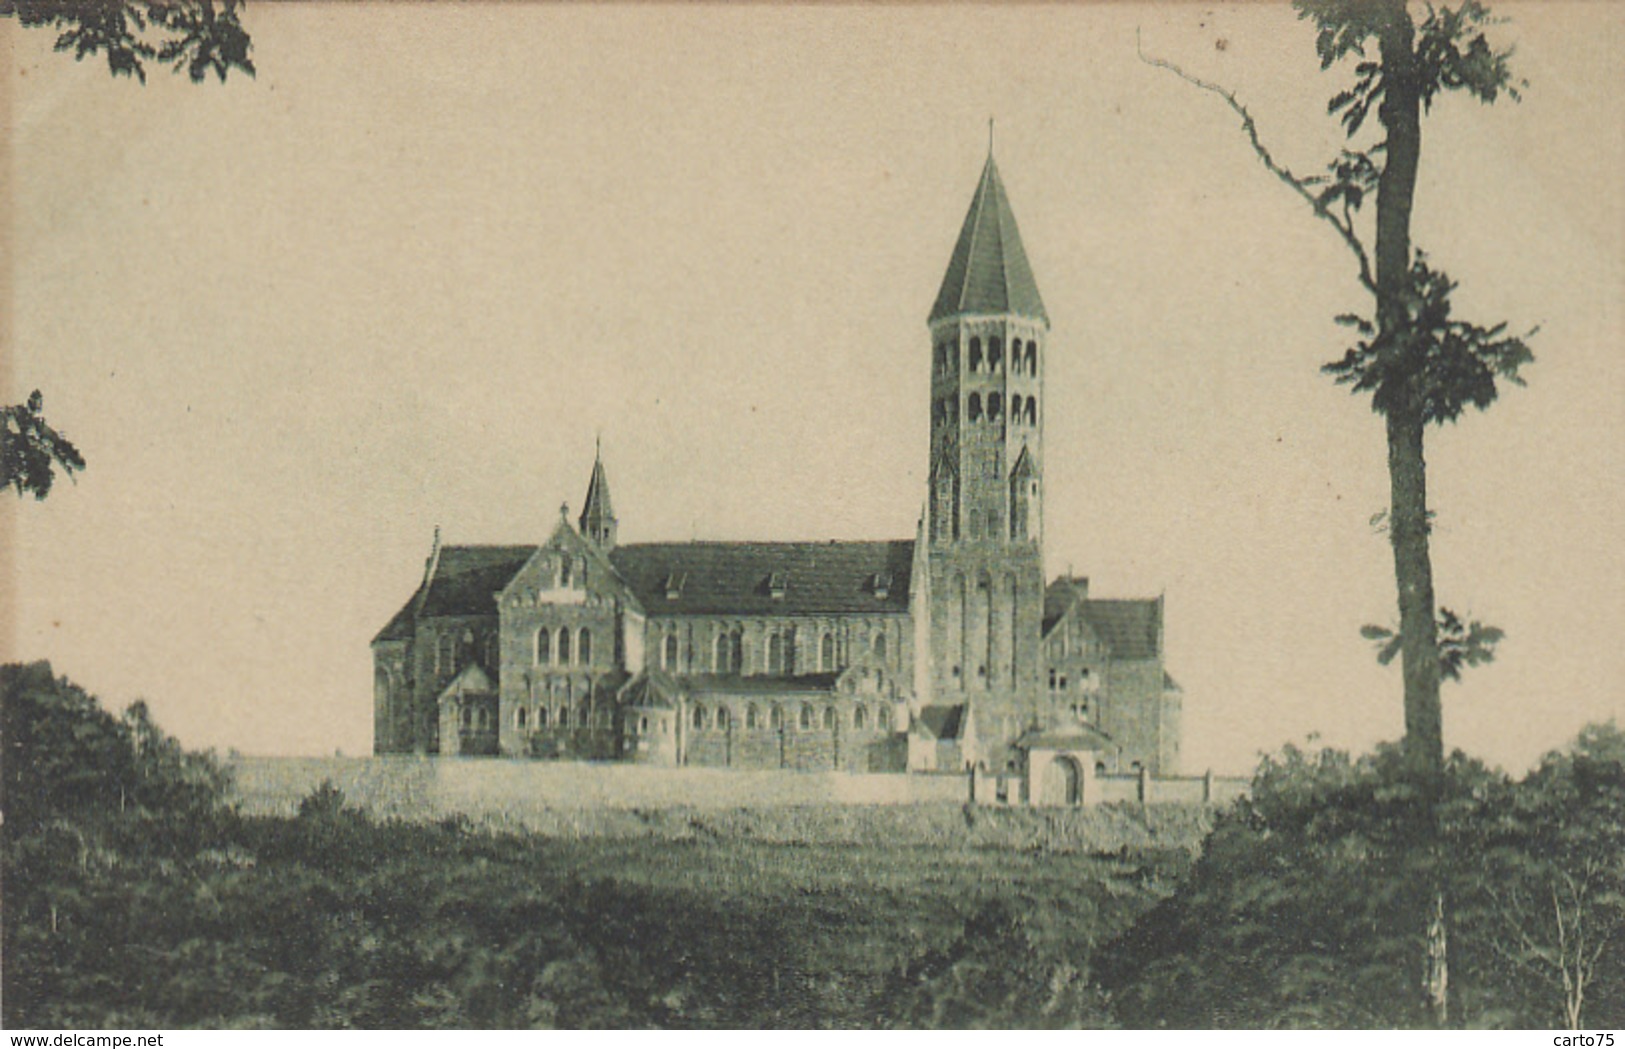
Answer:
915 704 966 741
929 154 1048 325
607 540 914 616
1013 725 1114 751
579 451 614 530
620 669 680 710
373 600 417 644
1042 580 1163 661
1082 599 1162 661
1042 577 1088 634
418 545 535 618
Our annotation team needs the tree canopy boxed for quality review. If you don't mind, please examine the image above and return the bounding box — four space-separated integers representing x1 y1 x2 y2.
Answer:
1099 725 1625 1028
2 0 253 82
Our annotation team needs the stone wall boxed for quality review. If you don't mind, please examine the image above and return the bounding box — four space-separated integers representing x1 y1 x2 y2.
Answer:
230 756 970 820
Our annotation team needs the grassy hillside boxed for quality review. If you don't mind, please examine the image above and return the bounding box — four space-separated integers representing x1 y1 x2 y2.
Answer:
8 798 1199 1028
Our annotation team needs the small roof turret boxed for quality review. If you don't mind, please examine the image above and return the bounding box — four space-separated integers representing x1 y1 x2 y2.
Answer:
579 438 618 550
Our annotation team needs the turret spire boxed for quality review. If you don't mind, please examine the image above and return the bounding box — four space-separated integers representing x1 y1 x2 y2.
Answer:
578 440 618 550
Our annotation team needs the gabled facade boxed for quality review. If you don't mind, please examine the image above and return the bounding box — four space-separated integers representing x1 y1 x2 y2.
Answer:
371 146 1182 776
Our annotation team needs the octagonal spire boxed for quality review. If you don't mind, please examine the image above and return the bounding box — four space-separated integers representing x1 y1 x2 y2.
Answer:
929 153 1048 326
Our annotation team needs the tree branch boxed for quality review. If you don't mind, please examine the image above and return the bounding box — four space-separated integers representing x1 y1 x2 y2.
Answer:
1137 29 1377 295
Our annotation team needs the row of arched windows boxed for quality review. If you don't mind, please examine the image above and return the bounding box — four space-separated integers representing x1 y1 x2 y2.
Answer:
934 337 1041 376
965 392 1038 425
650 625 893 675
535 626 592 667
688 701 893 733
514 702 606 731
936 393 1039 427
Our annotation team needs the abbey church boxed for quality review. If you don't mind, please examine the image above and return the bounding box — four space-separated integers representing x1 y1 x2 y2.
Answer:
372 151 1183 779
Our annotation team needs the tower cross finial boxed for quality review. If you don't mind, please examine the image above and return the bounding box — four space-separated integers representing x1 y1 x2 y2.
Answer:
988 116 995 156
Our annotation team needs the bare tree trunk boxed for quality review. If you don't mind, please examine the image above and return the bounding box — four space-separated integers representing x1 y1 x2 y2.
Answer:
1374 4 1449 1026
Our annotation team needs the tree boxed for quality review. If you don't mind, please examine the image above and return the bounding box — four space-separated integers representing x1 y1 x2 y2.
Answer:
1099 731 1624 1029
2 0 254 82
1141 1 1534 1024
1 392 86 500
1470 723 1625 1028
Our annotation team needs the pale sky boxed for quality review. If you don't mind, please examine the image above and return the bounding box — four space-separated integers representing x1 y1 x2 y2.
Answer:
5 3 1621 775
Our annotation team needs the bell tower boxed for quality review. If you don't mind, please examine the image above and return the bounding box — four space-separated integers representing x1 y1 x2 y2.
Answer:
924 146 1049 758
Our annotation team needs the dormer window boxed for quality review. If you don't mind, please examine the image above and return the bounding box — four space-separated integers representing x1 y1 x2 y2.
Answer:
664 572 686 600
768 572 788 599
873 572 892 600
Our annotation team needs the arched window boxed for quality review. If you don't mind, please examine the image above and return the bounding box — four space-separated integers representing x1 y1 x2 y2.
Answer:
879 704 893 731
968 337 982 372
579 628 592 666
1095 761 1107 776
822 706 835 730
1009 395 1023 424
577 703 588 728
746 703 760 729
820 632 834 671
692 704 707 730
665 633 679 670
1026 396 1037 425
538 706 550 728
988 337 1002 371
1011 345 1023 376
461 703 472 729
639 715 649 734
557 627 572 666
968 393 982 422
987 392 1002 420
770 704 784 730
767 631 785 674
559 559 572 588
717 706 730 730
714 632 728 672
732 630 745 673
535 628 551 665
853 705 868 730
1027 342 1038 374
799 704 813 730
872 632 888 661
516 706 528 730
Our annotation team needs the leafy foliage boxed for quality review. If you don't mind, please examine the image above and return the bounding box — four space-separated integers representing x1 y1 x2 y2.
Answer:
2 392 86 501
1361 607 1505 681
3 0 253 82
1099 729 1625 1028
1 662 228 833
1324 256 1535 425
1299 0 1523 129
